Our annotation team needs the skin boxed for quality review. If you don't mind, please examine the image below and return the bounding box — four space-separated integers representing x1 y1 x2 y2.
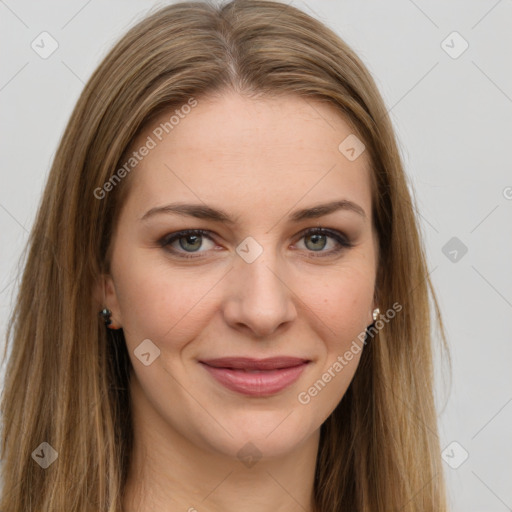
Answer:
101 91 379 512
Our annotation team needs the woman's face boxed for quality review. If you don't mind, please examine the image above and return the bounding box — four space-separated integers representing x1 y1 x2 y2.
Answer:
105 92 378 460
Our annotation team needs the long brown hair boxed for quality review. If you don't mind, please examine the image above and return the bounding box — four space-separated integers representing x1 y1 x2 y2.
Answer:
0 1 449 510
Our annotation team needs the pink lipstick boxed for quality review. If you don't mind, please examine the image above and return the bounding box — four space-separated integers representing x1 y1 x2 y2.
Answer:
199 357 310 397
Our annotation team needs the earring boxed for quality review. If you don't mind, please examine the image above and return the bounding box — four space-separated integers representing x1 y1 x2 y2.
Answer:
364 307 381 344
100 308 121 329
99 308 113 327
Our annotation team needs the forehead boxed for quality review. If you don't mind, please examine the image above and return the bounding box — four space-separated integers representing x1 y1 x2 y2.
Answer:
122 92 372 220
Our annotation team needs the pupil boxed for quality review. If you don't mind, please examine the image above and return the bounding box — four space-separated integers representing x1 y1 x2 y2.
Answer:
181 235 201 252
307 234 326 251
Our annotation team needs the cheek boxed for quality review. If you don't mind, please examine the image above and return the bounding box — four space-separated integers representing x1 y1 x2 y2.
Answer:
299 275 370 413
113 252 219 346
316 267 374 397
309 266 374 341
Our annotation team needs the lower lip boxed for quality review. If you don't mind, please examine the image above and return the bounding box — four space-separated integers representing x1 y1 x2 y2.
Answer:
200 362 309 397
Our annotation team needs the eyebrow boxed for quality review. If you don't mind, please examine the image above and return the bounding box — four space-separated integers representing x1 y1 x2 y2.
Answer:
140 199 366 224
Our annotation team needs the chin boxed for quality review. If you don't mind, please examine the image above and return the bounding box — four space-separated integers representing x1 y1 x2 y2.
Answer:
193 410 318 462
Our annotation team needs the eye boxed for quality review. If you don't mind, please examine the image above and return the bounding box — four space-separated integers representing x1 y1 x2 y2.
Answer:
158 227 353 260
159 229 216 259
293 227 353 258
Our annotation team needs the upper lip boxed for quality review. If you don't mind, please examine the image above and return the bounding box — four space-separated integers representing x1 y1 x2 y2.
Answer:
199 357 310 371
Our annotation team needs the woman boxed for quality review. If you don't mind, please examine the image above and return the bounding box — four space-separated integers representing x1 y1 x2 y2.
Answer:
0 1 449 510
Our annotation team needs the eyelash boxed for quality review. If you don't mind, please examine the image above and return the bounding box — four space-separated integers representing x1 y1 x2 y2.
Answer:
158 227 354 260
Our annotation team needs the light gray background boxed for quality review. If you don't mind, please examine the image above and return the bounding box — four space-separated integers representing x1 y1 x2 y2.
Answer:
1 1 511 510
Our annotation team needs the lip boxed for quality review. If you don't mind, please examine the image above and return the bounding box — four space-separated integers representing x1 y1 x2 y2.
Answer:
199 357 311 397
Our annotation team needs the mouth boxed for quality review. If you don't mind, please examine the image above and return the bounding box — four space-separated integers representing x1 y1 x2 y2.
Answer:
198 357 311 396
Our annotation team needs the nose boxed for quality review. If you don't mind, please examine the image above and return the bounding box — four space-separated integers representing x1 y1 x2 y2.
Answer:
222 246 297 338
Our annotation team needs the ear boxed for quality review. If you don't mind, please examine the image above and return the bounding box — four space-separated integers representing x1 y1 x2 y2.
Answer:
94 273 123 328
